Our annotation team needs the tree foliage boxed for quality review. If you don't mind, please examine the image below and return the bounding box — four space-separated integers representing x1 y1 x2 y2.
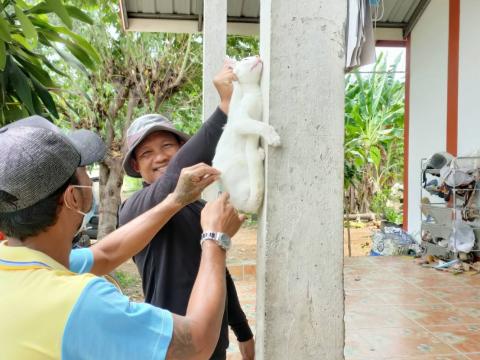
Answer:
0 0 97 124
344 53 405 221
50 0 261 238
53 4 202 237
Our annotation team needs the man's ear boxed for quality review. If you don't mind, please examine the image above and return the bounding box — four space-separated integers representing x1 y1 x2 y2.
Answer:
61 186 81 210
131 158 140 173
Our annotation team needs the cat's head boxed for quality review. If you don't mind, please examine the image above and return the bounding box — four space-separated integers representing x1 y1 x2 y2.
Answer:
233 56 263 84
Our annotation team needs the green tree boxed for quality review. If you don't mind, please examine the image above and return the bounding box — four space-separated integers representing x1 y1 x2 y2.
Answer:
56 5 259 238
344 53 405 219
57 23 200 238
0 0 97 124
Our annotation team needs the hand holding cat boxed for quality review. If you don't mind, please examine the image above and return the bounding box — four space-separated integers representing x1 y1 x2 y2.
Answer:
214 60 238 114
201 192 246 238
172 163 220 206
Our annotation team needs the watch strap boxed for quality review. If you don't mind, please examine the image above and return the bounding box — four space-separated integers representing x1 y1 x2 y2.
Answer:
200 231 231 251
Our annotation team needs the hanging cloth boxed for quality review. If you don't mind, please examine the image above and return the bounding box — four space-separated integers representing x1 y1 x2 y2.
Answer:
345 0 376 71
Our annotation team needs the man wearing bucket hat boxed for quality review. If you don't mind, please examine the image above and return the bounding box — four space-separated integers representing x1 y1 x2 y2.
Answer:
118 63 255 360
0 116 246 359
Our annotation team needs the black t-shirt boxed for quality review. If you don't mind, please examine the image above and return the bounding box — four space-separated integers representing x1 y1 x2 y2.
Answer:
118 108 253 355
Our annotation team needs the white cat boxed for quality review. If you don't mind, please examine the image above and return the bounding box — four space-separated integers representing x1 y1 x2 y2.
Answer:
212 56 281 213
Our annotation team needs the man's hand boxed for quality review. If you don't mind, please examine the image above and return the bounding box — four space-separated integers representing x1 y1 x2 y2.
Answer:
172 163 220 207
213 60 237 115
201 192 246 237
239 338 255 360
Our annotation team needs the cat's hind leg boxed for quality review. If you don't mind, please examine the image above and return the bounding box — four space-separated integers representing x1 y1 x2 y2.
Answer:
241 137 265 213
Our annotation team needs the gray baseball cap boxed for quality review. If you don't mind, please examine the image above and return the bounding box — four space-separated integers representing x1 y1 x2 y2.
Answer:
0 116 106 213
123 114 190 178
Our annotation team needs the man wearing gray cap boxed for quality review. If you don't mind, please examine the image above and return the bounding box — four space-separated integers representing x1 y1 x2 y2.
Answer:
118 63 254 360
0 116 245 359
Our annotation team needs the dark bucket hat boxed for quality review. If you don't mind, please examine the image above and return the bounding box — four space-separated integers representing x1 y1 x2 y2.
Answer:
123 114 190 178
0 116 106 213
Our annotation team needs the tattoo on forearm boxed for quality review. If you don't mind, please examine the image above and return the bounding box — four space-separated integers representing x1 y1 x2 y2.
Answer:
168 319 196 359
173 175 198 206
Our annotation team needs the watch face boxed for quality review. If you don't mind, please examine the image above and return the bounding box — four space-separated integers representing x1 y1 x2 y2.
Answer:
219 233 231 250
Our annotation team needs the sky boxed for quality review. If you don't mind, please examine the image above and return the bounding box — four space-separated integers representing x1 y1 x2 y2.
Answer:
358 46 406 81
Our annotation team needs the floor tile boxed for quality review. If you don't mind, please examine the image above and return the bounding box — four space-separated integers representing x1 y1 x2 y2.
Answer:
352 272 410 289
458 304 480 321
383 355 469 360
405 275 466 288
377 287 448 306
345 275 368 290
356 326 458 357
465 353 480 360
345 289 387 307
422 287 480 304
344 331 382 359
345 256 375 266
452 274 480 287
426 324 480 353
345 305 418 329
400 304 479 326
230 256 480 358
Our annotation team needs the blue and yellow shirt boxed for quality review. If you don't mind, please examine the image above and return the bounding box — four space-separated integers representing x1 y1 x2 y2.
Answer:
0 241 173 359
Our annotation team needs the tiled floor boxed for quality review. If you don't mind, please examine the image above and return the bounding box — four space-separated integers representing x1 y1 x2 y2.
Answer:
227 256 480 359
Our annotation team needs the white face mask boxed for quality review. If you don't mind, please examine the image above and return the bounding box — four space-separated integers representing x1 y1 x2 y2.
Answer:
65 185 97 236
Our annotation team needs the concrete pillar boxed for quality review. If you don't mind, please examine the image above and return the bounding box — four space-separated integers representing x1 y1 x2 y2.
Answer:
257 1 346 359
202 0 227 121
202 0 227 201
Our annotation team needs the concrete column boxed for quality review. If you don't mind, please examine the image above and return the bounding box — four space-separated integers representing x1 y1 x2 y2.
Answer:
202 0 227 121
257 1 346 359
202 0 227 201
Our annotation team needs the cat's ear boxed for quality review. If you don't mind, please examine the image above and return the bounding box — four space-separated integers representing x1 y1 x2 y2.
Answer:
225 56 237 68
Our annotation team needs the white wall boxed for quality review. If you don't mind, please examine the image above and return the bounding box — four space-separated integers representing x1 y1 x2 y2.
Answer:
457 0 480 156
408 0 449 236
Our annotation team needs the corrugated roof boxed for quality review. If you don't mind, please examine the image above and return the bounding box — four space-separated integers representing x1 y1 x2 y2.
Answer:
378 0 421 23
121 0 429 37
124 0 259 20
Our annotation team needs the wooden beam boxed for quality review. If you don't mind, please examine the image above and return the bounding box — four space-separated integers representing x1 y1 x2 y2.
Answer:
375 40 406 47
118 0 129 31
403 34 411 231
446 0 460 156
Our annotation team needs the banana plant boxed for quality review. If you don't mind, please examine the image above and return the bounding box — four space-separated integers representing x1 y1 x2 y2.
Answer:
0 0 98 124
344 52 405 214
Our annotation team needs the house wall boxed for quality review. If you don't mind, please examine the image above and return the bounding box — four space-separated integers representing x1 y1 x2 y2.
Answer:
408 0 449 236
457 0 480 156
407 0 480 236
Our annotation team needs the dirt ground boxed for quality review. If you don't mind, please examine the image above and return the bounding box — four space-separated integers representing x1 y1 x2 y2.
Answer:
343 223 378 257
115 222 377 300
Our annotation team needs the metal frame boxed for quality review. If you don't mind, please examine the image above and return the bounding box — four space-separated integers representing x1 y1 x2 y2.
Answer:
404 0 431 37
420 156 480 260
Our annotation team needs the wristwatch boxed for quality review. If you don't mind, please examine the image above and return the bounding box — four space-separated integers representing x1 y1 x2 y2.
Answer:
200 231 231 251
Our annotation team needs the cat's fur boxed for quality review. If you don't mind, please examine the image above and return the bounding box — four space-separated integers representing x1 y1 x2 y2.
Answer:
212 56 281 213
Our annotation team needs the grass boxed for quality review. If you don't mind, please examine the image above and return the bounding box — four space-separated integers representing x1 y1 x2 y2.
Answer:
113 270 140 289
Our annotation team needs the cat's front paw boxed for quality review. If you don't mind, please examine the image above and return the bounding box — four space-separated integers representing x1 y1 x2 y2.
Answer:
265 126 281 147
258 148 265 160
